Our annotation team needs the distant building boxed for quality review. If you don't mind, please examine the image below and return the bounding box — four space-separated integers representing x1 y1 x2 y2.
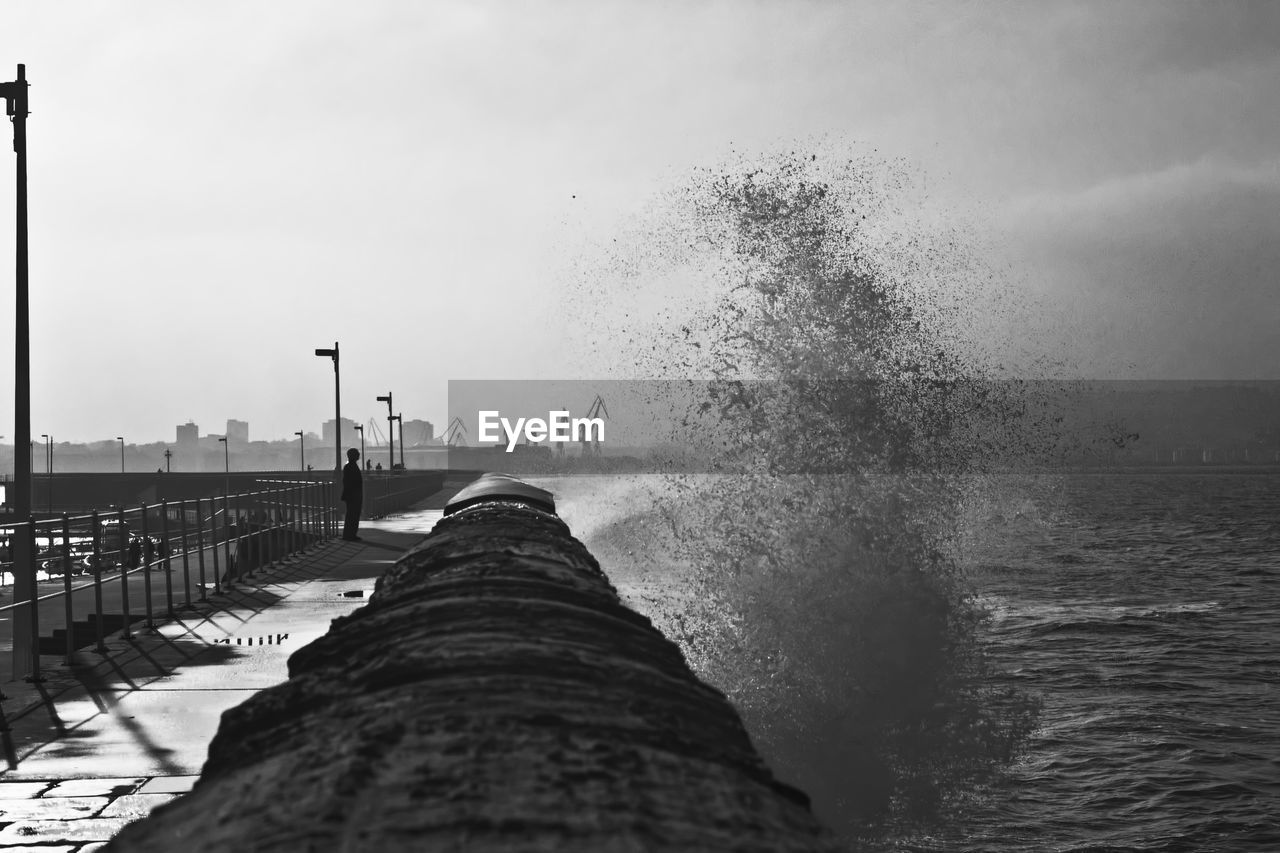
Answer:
176 422 201 471
176 422 198 447
226 419 249 445
402 419 434 446
322 417 359 446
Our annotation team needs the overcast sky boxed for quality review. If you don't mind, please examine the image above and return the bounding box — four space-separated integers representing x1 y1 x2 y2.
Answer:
0 1 1277 444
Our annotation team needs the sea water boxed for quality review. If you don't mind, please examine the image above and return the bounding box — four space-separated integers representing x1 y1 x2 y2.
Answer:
917 472 1280 852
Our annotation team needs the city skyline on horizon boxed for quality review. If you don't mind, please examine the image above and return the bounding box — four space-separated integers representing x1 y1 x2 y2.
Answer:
6 415 437 449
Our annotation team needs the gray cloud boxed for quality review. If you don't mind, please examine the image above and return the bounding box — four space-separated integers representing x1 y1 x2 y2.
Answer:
1003 157 1280 376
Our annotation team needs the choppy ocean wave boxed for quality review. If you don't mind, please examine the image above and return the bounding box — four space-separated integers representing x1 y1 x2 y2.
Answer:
914 473 1280 852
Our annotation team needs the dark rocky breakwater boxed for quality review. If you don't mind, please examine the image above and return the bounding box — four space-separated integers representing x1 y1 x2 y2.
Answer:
108 475 839 851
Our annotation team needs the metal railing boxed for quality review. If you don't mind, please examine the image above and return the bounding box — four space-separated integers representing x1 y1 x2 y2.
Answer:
0 479 337 683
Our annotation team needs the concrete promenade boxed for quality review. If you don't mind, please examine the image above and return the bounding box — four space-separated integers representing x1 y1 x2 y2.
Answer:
0 502 449 850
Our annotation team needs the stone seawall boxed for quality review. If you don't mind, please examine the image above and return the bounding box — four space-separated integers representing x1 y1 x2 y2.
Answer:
108 493 839 851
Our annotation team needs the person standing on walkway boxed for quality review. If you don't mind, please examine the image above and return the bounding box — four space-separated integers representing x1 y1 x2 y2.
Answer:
341 447 363 542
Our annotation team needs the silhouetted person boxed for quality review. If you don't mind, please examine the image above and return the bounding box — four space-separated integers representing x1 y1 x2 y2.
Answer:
341 447 363 542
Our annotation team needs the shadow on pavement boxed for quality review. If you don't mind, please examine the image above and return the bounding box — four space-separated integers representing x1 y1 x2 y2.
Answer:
0 534 423 776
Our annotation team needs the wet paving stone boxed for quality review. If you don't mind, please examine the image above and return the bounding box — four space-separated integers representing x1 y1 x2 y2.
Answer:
97 793 178 820
137 775 198 794
0 796 107 820
0 816 130 844
0 782 51 799
42 778 144 799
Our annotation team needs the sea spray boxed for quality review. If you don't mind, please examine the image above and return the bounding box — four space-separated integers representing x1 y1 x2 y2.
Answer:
562 148 1058 843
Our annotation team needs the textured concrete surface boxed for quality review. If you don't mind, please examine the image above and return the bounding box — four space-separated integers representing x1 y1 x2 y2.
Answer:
108 498 840 852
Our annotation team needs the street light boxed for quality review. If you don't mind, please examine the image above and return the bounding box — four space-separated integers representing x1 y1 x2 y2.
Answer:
354 423 364 468
295 430 305 471
3 64 34 678
314 343 341 473
116 436 125 473
376 393 394 472
164 448 172 473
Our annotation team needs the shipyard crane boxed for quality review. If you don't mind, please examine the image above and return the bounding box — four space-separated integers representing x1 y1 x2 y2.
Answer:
445 416 469 447
581 394 609 456
557 405 568 458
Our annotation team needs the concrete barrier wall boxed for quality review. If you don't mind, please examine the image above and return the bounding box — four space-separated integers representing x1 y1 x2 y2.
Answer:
107 496 840 851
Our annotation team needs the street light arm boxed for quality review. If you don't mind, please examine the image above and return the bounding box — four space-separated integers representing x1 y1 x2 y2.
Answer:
315 341 341 474
0 72 27 122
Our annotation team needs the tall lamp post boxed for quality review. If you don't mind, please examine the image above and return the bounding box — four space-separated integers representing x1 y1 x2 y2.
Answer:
164 448 171 473
314 343 340 473
3 64 34 678
376 393 394 472
354 423 364 468
116 436 125 473
295 430 305 471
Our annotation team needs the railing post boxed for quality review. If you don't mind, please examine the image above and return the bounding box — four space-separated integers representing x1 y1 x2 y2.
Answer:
91 510 106 654
61 514 73 665
140 503 154 631
179 498 192 609
278 487 286 558
161 500 174 618
26 524 41 681
195 497 207 601
246 492 256 580
208 496 221 596
284 483 293 556
117 506 131 641
290 479 299 550
275 487 284 562
256 492 266 570
222 493 233 587
265 489 276 567
233 491 244 582
284 484 293 554
269 489 279 566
